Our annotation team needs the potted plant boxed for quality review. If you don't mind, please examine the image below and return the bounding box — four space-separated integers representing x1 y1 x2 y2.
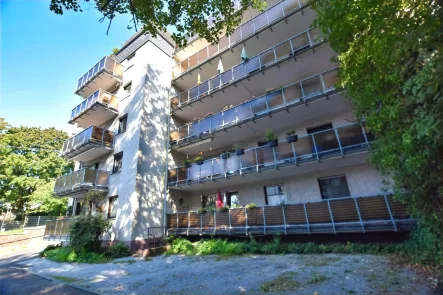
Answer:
217 205 229 212
194 151 204 165
245 203 257 210
233 143 245 156
265 128 278 148
197 208 207 214
286 130 298 143
183 158 192 168
265 88 274 94
170 98 179 109
220 151 231 159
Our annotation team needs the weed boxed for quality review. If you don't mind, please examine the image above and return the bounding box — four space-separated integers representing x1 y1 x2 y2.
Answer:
50 275 82 283
307 273 328 284
260 272 300 292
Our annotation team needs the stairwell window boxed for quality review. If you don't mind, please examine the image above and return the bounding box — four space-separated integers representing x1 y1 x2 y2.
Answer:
123 82 132 97
318 175 351 199
265 185 286 206
113 153 123 174
118 115 127 134
108 196 118 218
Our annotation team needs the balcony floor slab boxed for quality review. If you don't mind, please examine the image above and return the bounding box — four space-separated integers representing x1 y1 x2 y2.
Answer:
69 103 118 129
75 70 121 98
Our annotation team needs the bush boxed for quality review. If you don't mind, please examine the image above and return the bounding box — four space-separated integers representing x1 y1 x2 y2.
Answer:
69 215 111 254
104 242 131 259
41 246 111 264
39 244 61 257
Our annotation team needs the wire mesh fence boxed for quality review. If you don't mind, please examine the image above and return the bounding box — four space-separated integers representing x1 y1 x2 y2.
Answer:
25 216 57 228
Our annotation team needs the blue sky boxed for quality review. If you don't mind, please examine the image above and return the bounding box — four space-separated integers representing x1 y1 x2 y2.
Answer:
0 0 136 134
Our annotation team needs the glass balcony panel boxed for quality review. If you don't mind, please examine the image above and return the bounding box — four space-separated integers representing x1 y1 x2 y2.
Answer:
87 68 94 80
267 90 284 110
208 43 218 57
291 32 310 52
241 20 254 38
189 54 198 69
82 73 88 87
275 143 294 161
226 156 241 173
229 27 242 44
313 130 339 154
77 78 83 89
102 130 114 147
254 13 268 31
232 64 246 80
173 64 181 78
209 75 221 90
223 108 237 126
322 69 340 90
177 167 188 181
179 92 189 104
308 27 323 45
168 169 177 183
188 165 200 180
267 3 284 23
275 43 291 63
256 147 274 165
337 125 366 148
180 61 189 73
211 113 223 130
83 169 96 185
199 80 209 97
220 70 232 85
236 103 252 121
170 130 179 142
282 0 300 14
104 57 115 72
98 57 105 70
200 161 212 178
199 117 211 135
80 100 87 114
189 86 199 101
178 125 189 139
198 48 208 62
295 136 315 159
188 122 199 138
251 96 267 115
260 49 275 66
242 150 257 168
96 170 109 186
90 126 103 142
219 36 229 51
213 158 224 175
92 63 100 76
301 76 323 99
246 56 261 73
283 83 303 102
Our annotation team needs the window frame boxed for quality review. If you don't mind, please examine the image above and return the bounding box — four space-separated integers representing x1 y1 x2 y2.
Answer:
317 175 351 200
112 152 123 174
117 114 128 134
123 81 132 97
108 196 118 219
264 184 286 205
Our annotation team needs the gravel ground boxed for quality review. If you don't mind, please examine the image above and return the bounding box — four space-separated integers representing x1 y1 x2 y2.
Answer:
17 254 434 295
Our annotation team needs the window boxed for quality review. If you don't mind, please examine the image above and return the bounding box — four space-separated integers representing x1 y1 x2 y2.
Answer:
264 185 286 205
94 162 100 170
224 192 240 208
318 175 351 199
108 196 118 218
307 123 333 134
113 153 123 173
202 194 216 208
118 115 127 134
123 82 132 96
126 52 135 62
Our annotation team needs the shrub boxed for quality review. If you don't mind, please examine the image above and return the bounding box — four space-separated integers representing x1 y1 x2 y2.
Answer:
104 242 131 259
39 244 61 257
69 215 111 254
245 203 257 209
42 246 111 264
264 128 276 141
218 206 229 212
167 238 195 255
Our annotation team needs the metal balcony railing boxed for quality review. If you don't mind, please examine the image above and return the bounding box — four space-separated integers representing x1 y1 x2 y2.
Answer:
173 0 309 78
43 218 73 241
170 68 340 145
69 89 119 123
60 126 114 159
168 123 374 187
167 194 415 236
76 56 123 94
170 27 324 108
53 168 110 196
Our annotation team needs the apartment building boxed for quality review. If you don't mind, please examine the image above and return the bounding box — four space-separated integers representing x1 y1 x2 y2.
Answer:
46 0 414 249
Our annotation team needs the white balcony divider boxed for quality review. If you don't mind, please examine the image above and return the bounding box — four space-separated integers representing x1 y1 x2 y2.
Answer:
53 168 109 195
168 123 373 186
170 68 339 145
60 126 114 157
172 0 309 78
76 56 122 91
70 89 119 122
171 26 324 108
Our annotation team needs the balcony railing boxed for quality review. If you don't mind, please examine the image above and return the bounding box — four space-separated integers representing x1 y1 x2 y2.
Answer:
171 27 324 109
172 0 309 78
60 126 114 160
69 89 119 125
53 168 109 196
43 218 73 241
168 123 373 186
167 194 415 236
75 56 123 95
170 68 339 145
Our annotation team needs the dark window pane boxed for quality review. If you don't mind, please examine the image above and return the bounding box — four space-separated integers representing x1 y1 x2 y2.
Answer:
318 175 351 199
118 115 127 134
113 153 123 173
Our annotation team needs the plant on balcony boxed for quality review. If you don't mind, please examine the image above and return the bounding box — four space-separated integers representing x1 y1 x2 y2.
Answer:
220 151 231 159
286 130 298 143
217 205 229 212
204 112 214 118
233 143 245 155
194 151 204 165
183 158 192 168
265 88 274 94
265 128 278 148
245 203 257 210
197 208 207 214
171 98 179 109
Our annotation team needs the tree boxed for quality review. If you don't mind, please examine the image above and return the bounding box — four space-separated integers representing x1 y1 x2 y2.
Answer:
0 120 74 219
27 181 68 216
49 0 266 47
312 0 443 264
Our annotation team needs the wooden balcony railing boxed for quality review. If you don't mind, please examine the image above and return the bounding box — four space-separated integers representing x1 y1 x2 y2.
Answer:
60 126 114 159
53 168 109 196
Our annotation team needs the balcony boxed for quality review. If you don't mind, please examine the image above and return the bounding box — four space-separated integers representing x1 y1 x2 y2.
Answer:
168 123 373 190
167 195 415 236
171 27 328 116
53 168 109 197
170 68 342 152
75 56 123 98
69 89 119 128
172 0 310 81
60 126 114 162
